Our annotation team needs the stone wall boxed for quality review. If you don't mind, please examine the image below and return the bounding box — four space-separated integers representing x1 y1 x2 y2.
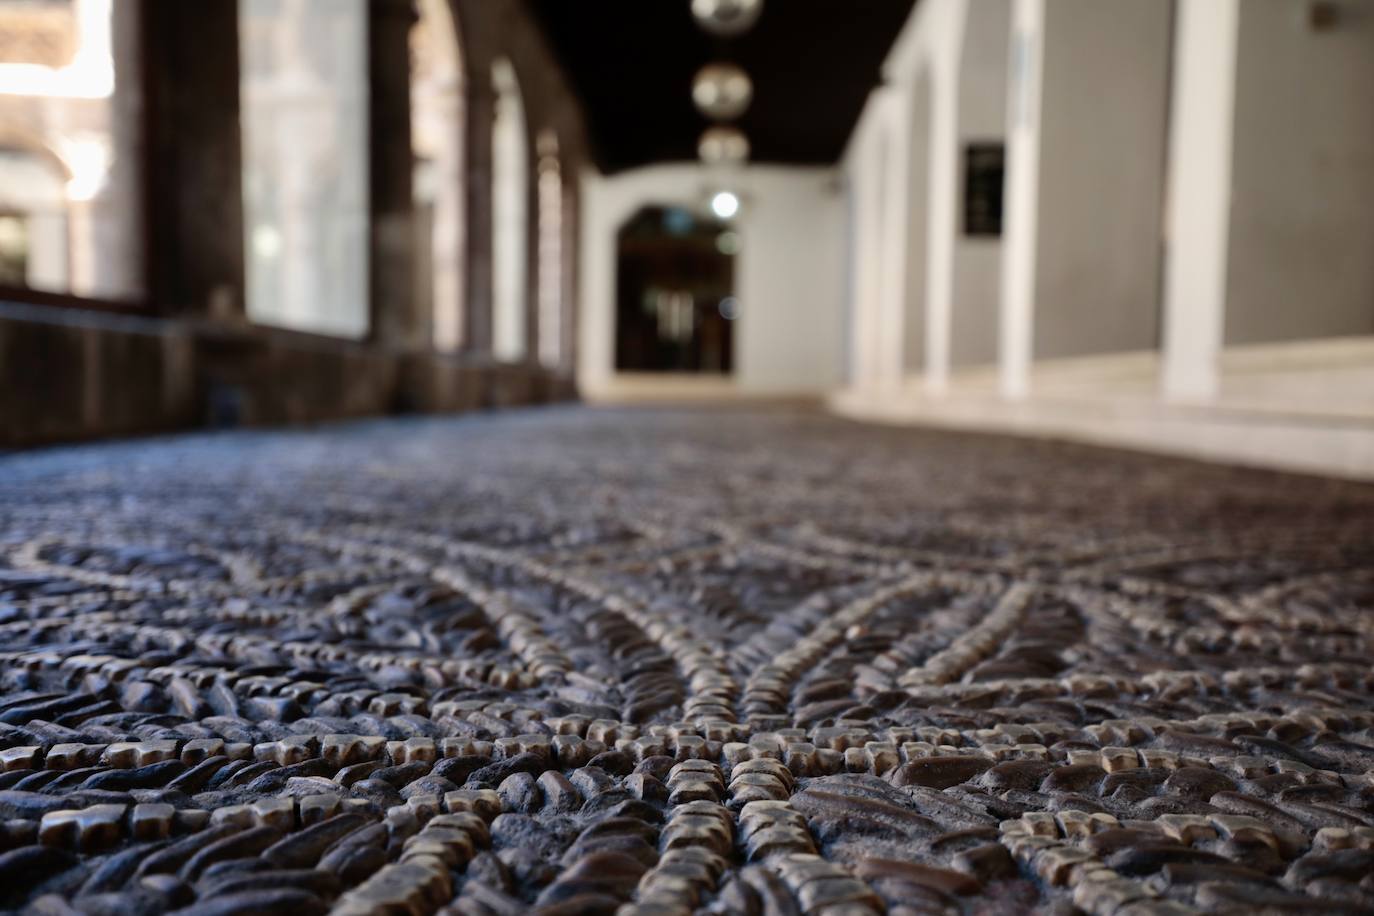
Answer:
0 302 571 449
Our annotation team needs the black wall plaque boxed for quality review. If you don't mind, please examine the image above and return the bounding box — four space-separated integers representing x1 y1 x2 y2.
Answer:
963 142 1005 237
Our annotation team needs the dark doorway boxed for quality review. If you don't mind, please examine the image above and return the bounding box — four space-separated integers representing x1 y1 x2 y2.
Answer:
615 206 736 374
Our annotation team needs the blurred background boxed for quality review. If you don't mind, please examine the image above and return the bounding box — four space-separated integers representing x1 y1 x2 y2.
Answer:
0 0 1371 477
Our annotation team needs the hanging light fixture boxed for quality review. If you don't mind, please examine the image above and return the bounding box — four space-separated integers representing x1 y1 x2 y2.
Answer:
698 125 750 166
692 62 753 121
691 0 765 37
689 0 762 202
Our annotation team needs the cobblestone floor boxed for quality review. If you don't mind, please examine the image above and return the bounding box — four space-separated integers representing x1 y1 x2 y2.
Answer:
1 406 1373 915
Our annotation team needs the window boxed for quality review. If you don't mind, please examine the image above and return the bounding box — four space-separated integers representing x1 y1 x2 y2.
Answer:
963 142 1005 237
0 0 144 302
239 0 369 338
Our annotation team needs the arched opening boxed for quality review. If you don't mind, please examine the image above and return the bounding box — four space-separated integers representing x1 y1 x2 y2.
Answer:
615 205 735 375
411 0 465 352
491 57 528 362
536 128 564 368
0 147 70 292
239 0 370 338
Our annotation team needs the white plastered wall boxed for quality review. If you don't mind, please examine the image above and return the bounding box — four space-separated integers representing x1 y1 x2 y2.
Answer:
1224 0 1374 347
1001 0 1173 395
578 164 845 398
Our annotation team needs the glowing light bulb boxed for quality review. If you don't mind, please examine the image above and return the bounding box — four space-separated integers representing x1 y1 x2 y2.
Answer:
710 191 740 220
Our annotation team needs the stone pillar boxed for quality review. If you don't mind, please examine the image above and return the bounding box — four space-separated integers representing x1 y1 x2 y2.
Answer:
369 0 418 349
1000 0 1172 397
143 0 246 321
1161 0 1238 402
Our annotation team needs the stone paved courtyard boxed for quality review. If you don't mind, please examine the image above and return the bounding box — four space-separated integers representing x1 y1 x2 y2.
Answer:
1 406 1373 915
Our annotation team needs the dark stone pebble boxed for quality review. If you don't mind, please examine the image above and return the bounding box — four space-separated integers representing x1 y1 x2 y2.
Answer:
179 824 283 882
350 778 403 808
167 888 326 916
245 757 333 793
81 759 186 791
370 760 432 789
468 752 550 788
1163 767 1237 799
134 825 241 879
1107 843 1233 876
587 751 633 776
263 812 371 869
79 841 169 894
166 756 230 794
199 868 341 901
954 843 1017 882
1287 849 1374 887
980 760 1054 791
431 755 489 785
205 758 253 789
318 842 387 885
0 845 79 906
632 756 676 781
890 755 991 789
0 790 70 820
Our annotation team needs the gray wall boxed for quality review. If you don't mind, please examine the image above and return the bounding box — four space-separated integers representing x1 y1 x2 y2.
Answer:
1032 0 1172 361
1224 0 1374 345
949 0 1010 368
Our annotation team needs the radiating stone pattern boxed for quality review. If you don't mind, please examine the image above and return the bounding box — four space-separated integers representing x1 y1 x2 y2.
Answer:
1 406 1373 915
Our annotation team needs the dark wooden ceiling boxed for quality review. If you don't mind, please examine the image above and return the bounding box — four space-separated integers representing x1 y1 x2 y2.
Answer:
526 0 918 174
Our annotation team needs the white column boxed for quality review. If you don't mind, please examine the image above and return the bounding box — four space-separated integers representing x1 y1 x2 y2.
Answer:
998 0 1043 400
876 89 910 390
922 1 966 395
1161 0 1239 402
861 129 888 389
848 102 891 391
576 170 614 394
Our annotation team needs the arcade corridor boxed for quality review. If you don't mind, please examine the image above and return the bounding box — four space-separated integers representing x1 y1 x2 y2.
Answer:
1 406 1373 913
4 0 1374 913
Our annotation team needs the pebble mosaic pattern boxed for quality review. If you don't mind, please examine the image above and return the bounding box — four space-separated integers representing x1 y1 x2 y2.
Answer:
1 406 1373 915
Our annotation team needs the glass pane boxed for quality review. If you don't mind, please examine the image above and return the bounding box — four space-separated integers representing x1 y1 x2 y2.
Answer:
240 0 369 338
0 0 144 302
